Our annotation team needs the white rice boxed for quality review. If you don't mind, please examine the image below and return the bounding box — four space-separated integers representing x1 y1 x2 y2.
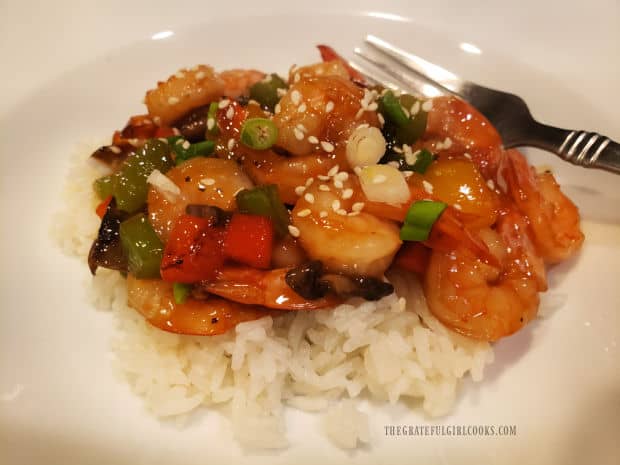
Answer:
53 148 494 449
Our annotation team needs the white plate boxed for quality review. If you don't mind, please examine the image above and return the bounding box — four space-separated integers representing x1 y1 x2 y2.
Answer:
1 2 619 464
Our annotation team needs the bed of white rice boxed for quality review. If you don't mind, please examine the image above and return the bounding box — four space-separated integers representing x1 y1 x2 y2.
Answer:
52 148 494 449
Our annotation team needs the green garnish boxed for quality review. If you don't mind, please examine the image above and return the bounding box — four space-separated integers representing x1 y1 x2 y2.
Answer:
235 184 290 238
240 118 278 150
206 102 219 136
249 74 288 111
383 148 435 174
119 213 164 279
379 90 409 127
173 282 192 304
172 138 215 165
400 200 447 241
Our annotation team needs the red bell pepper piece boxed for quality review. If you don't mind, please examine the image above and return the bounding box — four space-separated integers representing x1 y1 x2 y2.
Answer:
223 214 274 269
393 242 431 275
95 195 113 219
160 214 225 283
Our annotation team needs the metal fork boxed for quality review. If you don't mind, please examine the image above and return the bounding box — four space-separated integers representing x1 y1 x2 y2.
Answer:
352 35 620 174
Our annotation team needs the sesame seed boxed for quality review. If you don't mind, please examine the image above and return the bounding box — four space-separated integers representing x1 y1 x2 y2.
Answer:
294 128 305 140
298 103 307 113
319 211 328 218
422 180 434 194
335 171 349 182
200 177 215 186
367 102 378 111
218 99 231 109
321 141 334 153
273 103 281 115
393 146 403 154
319 184 330 191
336 208 347 216
207 118 215 130
342 188 353 199
297 208 312 217
304 179 314 188
403 170 414 178
325 101 335 113
307 135 319 144
327 165 340 177
405 151 417 166
290 90 301 105
372 174 387 184
198 183 206 192
377 113 385 125
355 108 364 119
356 123 370 131
436 142 444 151
226 106 235 120
329 200 340 213
182 140 191 150
195 71 205 80
487 179 495 190
352 202 365 212
443 137 453 149
348 211 360 216
334 180 344 189
175 139 184 145
387 161 400 169
168 97 180 105
304 193 315 204
318 175 330 181
296 123 307 133
227 138 236 151
276 88 287 97
294 73 301 83
172 128 181 136
128 138 140 147
294 186 306 196
422 100 433 112
453 204 463 211
288 225 301 237
463 152 472 160
410 100 420 115
353 166 362 175
109 145 121 154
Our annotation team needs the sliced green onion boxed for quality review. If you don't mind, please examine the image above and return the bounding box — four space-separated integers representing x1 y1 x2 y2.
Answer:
206 102 219 136
240 118 278 150
235 184 290 238
173 282 192 304
383 148 435 174
172 138 215 165
379 90 409 127
400 200 447 241
249 73 288 111
119 213 164 278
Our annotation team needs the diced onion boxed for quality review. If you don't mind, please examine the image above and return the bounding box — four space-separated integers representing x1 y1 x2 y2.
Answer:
147 169 181 201
346 126 386 168
358 164 410 206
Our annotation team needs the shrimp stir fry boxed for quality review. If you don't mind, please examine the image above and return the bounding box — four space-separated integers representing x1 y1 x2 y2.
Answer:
87 46 583 341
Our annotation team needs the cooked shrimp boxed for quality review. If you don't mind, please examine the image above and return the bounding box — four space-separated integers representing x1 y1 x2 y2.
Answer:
424 209 545 341
145 65 224 125
290 175 402 277
219 69 265 98
423 96 504 179
239 148 340 204
201 266 340 310
148 157 253 242
126 275 268 336
273 75 379 157
500 149 584 263
290 60 349 82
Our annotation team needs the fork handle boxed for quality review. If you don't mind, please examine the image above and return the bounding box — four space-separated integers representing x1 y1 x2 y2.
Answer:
527 123 620 174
